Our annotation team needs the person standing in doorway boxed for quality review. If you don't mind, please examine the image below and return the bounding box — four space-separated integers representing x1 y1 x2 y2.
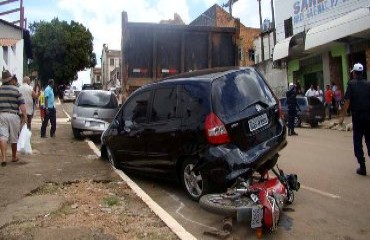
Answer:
315 85 324 102
40 79 56 138
324 84 333 120
0 70 27 166
305 84 316 97
286 83 300 136
19 76 39 129
339 63 370 176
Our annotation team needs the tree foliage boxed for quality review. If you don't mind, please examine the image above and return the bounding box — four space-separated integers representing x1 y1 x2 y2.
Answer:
29 18 96 86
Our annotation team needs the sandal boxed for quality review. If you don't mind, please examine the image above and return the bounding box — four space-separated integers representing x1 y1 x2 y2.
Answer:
1 162 6 167
11 158 19 162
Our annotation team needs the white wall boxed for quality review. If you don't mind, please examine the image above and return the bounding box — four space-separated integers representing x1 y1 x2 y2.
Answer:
274 0 370 42
255 59 288 98
0 40 24 85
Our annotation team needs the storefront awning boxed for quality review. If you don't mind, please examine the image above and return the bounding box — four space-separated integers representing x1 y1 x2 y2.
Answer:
273 36 293 61
305 6 370 51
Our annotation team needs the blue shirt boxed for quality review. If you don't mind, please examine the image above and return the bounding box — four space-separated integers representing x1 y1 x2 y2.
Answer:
44 85 55 108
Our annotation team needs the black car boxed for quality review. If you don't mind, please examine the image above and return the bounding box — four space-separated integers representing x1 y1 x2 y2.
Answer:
101 67 287 201
280 96 325 127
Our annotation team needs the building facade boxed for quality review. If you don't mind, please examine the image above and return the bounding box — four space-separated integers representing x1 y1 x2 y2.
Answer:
272 0 370 94
90 67 102 86
100 44 121 90
0 19 32 85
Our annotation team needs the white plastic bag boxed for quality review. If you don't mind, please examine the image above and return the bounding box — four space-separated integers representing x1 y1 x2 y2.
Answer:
17 124 32 154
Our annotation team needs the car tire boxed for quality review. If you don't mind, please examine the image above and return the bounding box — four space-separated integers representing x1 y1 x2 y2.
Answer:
72 128 82 139
106 146 118 168
181 158 209 201
310 121 319 128
294 116 301 128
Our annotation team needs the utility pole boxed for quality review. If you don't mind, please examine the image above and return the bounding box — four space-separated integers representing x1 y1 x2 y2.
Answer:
222 0 239 17
258 0 265 62
271 0 276 46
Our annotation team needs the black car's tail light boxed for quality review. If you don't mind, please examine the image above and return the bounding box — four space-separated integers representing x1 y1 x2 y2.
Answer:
205 113 230 145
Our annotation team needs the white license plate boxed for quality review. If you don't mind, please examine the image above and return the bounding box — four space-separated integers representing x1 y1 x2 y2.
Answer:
248 113 268 132
85 121 104 128
251 205 263 228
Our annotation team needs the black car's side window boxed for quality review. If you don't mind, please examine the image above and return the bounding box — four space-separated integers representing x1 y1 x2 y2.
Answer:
150 87 177 122
179 85 206 124
123 91 151 124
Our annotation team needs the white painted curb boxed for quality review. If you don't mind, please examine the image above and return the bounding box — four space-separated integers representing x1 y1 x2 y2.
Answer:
86 140 197 240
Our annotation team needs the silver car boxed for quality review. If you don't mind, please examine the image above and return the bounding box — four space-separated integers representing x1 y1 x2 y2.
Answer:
71 90 119 138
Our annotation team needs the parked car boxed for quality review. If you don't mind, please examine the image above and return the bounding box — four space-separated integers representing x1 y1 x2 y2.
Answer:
280 96 325 127
72 90 119 139
82 84 95 90
101 67 287 201
63 87 76 102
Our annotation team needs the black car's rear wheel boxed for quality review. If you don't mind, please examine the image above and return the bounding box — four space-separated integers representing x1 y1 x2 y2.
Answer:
181 158 209 201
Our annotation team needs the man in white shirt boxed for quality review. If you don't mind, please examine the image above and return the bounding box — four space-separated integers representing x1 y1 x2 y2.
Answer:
19 76 39 129
305 85 316 97
315 85 324 102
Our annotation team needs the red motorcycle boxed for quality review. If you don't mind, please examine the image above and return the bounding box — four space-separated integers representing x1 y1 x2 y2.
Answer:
200 166 300 235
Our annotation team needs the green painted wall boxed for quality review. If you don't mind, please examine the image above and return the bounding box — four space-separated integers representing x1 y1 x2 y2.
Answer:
287 59 299 84
331 45 349 86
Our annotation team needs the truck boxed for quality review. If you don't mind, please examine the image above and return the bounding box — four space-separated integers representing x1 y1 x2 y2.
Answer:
121 11 240 96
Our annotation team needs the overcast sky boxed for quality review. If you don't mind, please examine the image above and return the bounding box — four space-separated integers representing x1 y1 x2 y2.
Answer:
1 0 272 86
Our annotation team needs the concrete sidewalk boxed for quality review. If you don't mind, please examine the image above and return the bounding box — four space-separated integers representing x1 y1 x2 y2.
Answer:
0 121 119 229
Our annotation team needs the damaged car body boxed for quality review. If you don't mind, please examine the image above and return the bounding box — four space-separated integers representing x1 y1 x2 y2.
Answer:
101 67 287 201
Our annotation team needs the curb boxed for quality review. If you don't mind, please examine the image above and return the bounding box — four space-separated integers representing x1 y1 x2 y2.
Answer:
86 140 197 240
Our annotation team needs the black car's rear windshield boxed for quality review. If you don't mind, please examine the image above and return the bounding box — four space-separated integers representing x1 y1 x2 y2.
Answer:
77 91 118 109
212 69 276 117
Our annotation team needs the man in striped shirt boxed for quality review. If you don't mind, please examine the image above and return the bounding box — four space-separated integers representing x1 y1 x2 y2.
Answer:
0 70 27 167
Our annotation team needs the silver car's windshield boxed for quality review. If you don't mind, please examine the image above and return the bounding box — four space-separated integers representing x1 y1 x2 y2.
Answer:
77 91 118 109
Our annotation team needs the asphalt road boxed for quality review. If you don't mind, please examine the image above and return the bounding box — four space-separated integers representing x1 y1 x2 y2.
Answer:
62 101 370 240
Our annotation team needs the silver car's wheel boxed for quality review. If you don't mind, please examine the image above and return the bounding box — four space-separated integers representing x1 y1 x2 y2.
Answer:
181 158 208 201
106 147 117 167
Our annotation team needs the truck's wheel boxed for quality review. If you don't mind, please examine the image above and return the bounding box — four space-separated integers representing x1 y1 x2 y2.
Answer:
181 158 209 201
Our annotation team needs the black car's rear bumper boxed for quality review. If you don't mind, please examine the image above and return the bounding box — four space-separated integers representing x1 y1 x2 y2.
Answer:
197 122 287 188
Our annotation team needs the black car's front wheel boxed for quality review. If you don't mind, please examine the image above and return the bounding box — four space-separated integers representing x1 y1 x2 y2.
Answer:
106 146 118 168
181 158 209 201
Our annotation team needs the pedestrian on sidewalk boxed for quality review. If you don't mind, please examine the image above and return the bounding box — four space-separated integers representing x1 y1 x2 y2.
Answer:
0 70 27 166
324 84 333 120
286 83 300 136
19 76 39 129
40 79 56 138
38 87 45 122
339 63 370 176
